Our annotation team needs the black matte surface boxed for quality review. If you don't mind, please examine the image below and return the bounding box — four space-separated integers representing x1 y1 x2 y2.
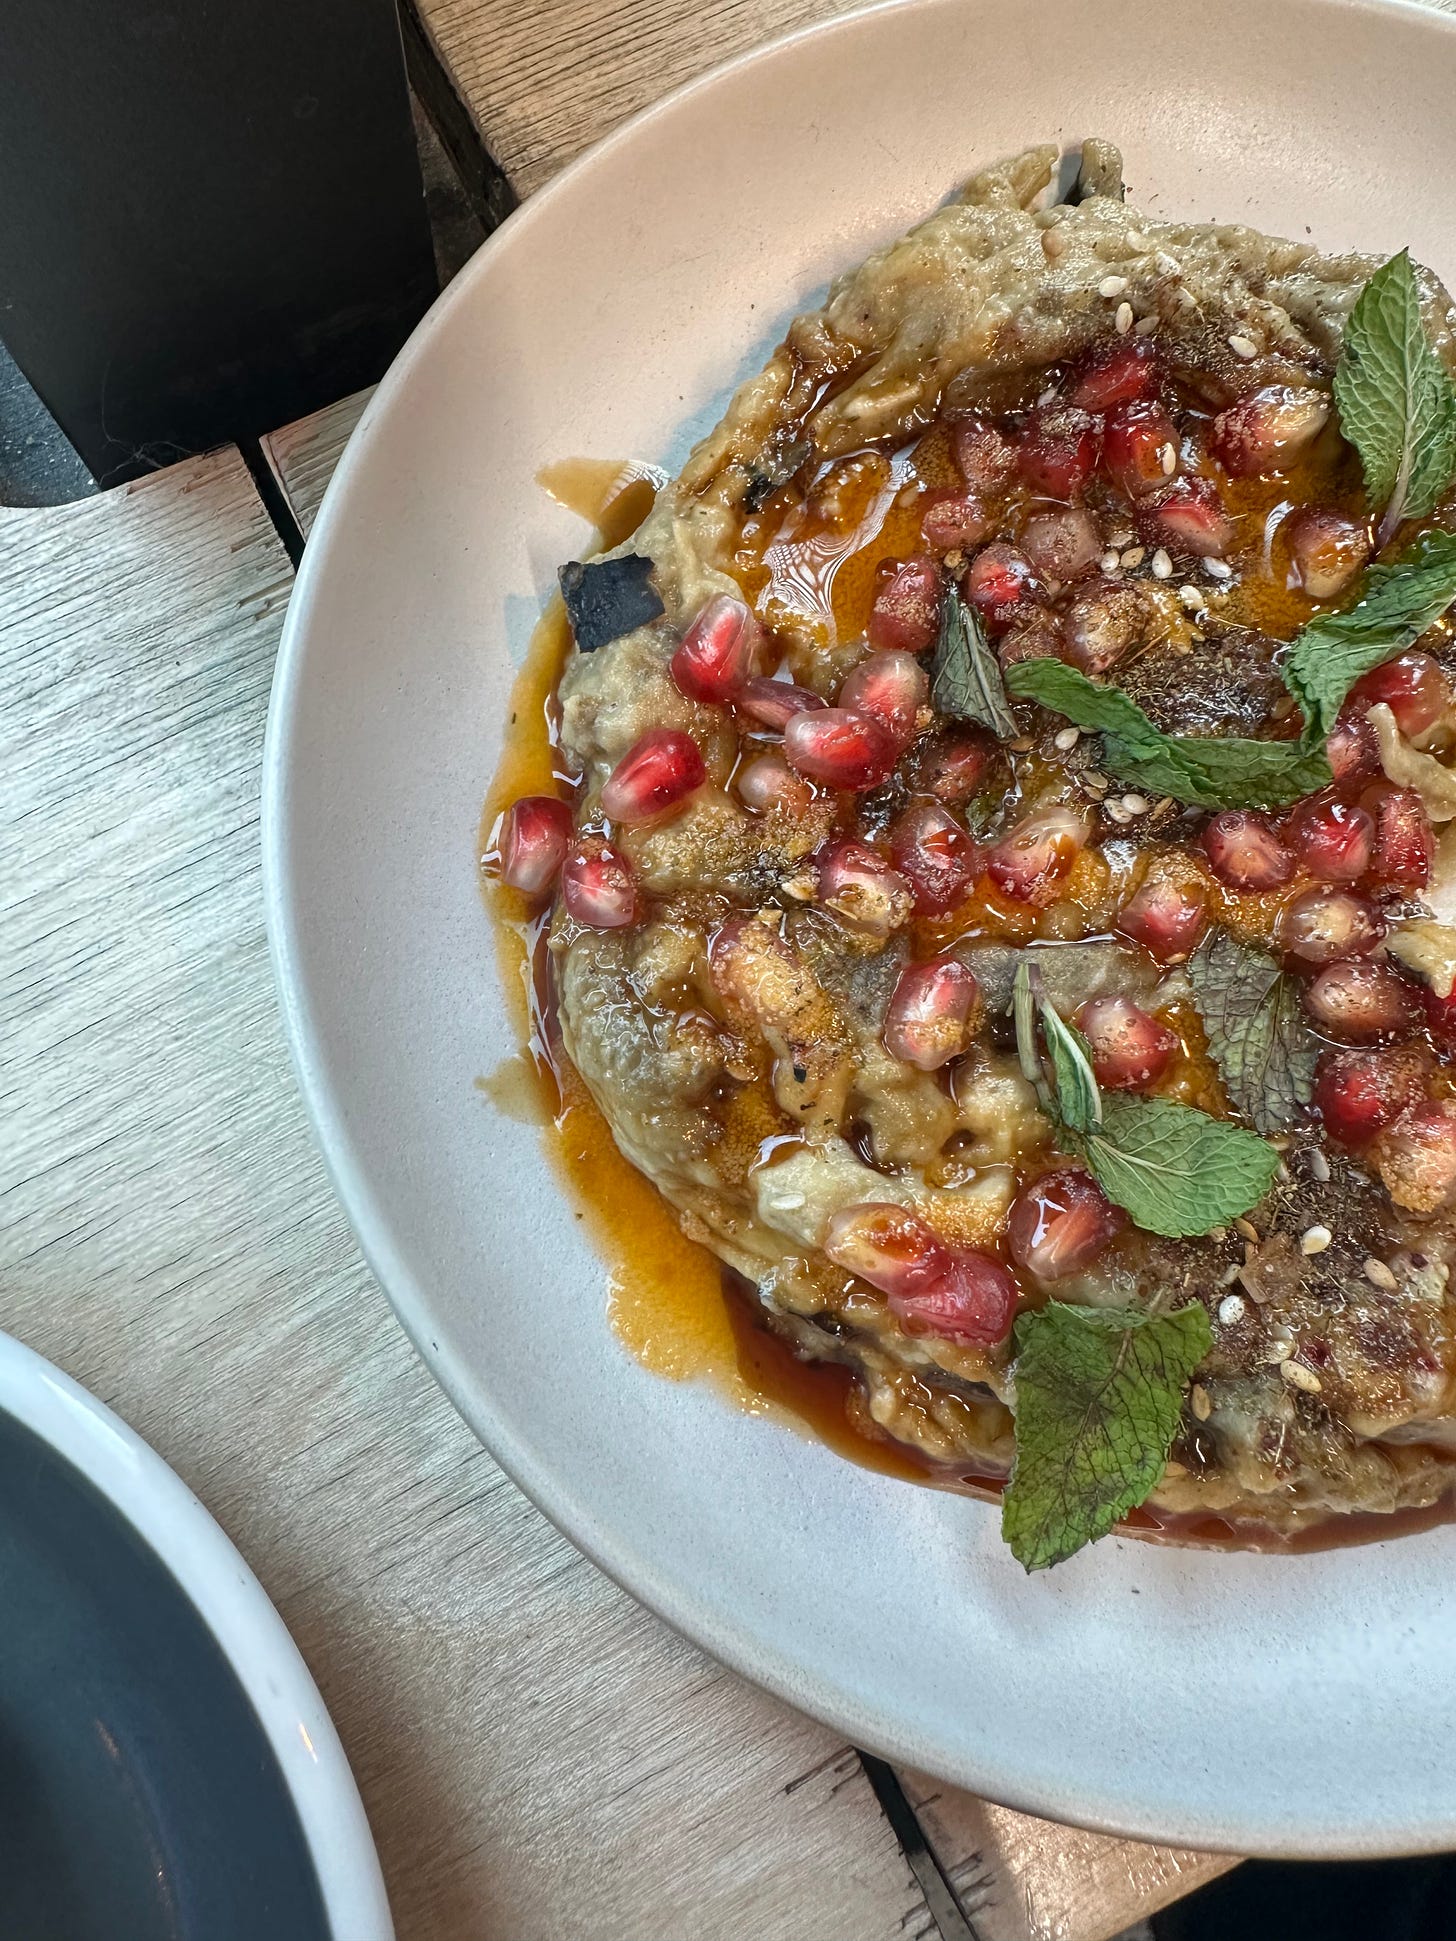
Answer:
0 0 437 484
0 1410 330 1940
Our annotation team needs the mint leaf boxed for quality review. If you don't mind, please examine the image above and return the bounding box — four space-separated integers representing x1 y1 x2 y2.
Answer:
930 585 1017 737
1281 528 1456 738
1080 1095 1281 1236
1334 251 1456 546
1187 928 1318 1134
1003 1300 1212 1570
1011 962 1281 1235
1006 659 1330 808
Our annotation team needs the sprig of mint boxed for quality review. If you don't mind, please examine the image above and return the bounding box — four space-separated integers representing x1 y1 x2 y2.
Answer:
1280 527 1456 739
1187 928 1318 1134
1334 251 1456 549
1002 1300 1212 1570
1005 659 1332 808
1013 962 1280 1237
930 585 1017 737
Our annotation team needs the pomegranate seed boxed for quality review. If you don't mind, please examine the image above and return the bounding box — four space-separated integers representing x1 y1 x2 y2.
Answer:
839 650 928 750
816 838 913 936
1374 1101 1456 1213
1326 708 1382 784
1314 1047 1424 1145
1303 958 1421 1043
868 554 944 654
824 1204 953 1299
669 593 762 705
1349 651 1450 739
1278 887 1385 964
985 806 1086 905
600 728 706 824
1071 335 1159 412
889 801 979 913
891 1248 1018 1346
1425 984 1456 1048
1211 385 1330 478
1285 506 1371 601
561 838 637 928
951 413 1017 494
1016 404 1100 499
1117 874 1208 959
737 675 825 732
964 542 1041 635
883 956 982 1070
785 708 897 790
493 795 571 894
921 491 993 552
1020 506 1103 584
1139 475 1236 558
1201 811 1294 892
1286 791 1375 882
913 727 994 806
1007 1169 1124 1279
1363 784 1435 888
737 751 812 815
1061 581 1149 675
1102 398 1180 499
1077 996 1179 1091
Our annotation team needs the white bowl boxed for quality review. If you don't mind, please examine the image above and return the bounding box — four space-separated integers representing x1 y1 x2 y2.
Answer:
264 0 1456 1854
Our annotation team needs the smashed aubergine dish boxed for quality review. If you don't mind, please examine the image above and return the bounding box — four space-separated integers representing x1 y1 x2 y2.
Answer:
488 141 1456 1568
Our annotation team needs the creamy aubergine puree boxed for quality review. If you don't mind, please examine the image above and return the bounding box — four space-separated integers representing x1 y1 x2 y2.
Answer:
491 141 1456 1568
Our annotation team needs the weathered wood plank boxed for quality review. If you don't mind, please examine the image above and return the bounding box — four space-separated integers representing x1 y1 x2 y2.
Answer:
0 452 939 1940
416 0 861 195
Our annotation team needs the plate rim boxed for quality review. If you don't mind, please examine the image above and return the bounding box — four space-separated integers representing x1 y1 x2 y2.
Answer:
263 0 1456 1859
0 1331 394 1938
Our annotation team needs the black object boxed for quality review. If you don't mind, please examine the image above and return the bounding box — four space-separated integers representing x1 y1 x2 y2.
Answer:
559 554 666 651
0 1408 330 1940
1153 1855 1456 1941
0 0 437 485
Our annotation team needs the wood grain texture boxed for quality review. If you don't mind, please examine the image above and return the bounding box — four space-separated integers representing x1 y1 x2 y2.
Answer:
415 0 863 194
264 394 1236 1938
0 450 945 1941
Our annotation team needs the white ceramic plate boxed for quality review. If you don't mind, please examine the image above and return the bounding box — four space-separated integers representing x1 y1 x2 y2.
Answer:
0 1331 391 1938
264 0 1456 1855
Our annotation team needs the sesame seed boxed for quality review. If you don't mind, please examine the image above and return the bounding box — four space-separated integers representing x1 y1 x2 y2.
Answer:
1218 1294 1246 1326
1217 1266 1243 1292
1115 301 1134 335
1228 333 1258 360
1191 1383 1212 1422
1042 227 1067 261
1126 229 1149 250
1099 274 1129 299
1120 792 1150 815
1235 1217 1260 1244
1037 385 1058 406
1133 314 1161 337
1120 545 1146 568
1179 584 1206 612
1282 1359 1323 1394
1083 769 1109 789
1100 549 1121 575
1267 1337 1293 1363
1151 549 1174 579
1300 1225 1333 1256
1205 557 1233 580
1053 725 1081 751
1306 1148 1331 1182
1104 798 1133 824
1364 1257 1398 1290
1160 442 1178 475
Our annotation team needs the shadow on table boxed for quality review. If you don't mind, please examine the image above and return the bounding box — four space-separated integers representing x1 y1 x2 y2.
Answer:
1152 1855 1456 1940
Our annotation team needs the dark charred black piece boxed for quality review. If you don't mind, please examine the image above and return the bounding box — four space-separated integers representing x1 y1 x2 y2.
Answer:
558 554 664 652
742 438 813 513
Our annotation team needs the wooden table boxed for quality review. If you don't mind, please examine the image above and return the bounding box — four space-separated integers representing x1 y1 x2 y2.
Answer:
21 0 1438 1931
